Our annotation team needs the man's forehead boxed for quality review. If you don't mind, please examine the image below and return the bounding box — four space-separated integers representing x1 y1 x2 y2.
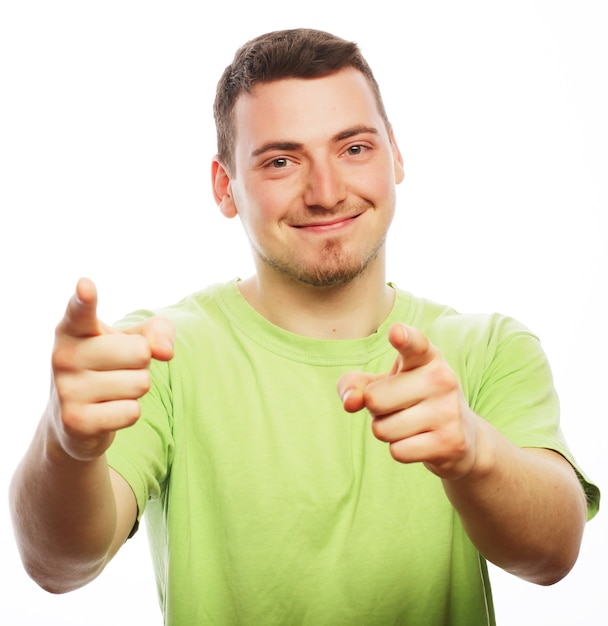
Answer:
231 69 384 149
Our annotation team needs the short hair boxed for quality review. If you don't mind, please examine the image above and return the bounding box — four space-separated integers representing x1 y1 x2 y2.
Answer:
213 28 390 174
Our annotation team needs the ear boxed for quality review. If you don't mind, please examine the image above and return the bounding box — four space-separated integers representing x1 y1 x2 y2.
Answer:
389 129 405 185
211 157 238 218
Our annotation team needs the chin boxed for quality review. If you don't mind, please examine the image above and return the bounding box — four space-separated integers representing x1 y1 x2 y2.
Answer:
257 238 384 288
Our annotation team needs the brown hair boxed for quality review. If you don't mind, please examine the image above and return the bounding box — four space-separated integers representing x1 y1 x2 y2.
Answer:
213 28 390 174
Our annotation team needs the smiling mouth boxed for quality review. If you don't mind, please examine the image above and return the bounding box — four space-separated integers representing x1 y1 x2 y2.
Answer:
292 213 363 230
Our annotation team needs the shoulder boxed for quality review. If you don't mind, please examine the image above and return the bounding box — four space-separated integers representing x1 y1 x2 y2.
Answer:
114 281 235 331
391 287 548 396
392 286 535 348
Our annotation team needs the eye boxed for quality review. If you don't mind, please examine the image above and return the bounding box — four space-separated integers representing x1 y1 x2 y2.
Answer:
265 157 291 169
344 144 368 157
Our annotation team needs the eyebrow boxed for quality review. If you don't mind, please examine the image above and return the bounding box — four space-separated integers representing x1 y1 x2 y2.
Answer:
250 125 380 159
251 141 302 158
334 125 379 142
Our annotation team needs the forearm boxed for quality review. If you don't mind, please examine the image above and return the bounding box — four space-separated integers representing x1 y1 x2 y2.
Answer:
9 416 119 593
443 417 588 585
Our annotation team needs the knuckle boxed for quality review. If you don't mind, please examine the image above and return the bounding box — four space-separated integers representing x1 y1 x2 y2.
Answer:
437 419 467 459
133 370 152 396
362 386 383 414
428 360 458 391
151 316 174 337
388 442 401 462
53 373 78 402
371 417 391 442
388 440 409 463
130 336 153 367
54 318 68 338
121 399 142 426
442 424 465 451
51 341 78 373
61 403 92 436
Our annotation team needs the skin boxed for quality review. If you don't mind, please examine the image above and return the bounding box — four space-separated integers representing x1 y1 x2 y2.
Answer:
337 323 587 583
10 67 587 595
9 278 172 591
212 69 405 340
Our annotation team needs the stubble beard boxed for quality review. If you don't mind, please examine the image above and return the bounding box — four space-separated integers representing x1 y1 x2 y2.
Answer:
254 234 386 288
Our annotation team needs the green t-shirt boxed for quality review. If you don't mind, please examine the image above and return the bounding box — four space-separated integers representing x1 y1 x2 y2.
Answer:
107 281 599 626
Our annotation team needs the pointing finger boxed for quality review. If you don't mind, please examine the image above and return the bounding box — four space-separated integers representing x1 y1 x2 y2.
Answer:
388 323 435 373
57 278 104 339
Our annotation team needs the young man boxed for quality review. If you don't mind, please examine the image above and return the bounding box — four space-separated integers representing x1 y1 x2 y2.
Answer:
10 28 599 625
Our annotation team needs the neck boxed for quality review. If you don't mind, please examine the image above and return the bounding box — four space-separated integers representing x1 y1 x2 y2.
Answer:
238 257 394 340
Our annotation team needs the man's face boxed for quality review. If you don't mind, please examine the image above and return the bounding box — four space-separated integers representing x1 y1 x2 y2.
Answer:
218 68 404 288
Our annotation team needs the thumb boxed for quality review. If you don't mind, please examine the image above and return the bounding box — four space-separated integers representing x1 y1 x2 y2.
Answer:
337 371 381 413
123 316 176 362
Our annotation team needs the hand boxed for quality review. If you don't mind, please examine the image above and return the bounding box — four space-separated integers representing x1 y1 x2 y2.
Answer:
48 278 175 462
337 323 480 480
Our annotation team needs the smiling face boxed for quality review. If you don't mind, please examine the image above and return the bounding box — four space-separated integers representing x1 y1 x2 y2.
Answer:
213 68 404 289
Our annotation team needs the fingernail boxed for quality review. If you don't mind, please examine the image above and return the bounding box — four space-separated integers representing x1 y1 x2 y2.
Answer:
158 338 174 351
341 388 354 403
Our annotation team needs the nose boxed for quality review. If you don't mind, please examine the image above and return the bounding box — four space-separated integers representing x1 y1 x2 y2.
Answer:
303 158 348 210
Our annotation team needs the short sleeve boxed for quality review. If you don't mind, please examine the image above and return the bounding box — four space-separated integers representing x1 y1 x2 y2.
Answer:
106 346 175 526
425 310 599 521
471 317 600 519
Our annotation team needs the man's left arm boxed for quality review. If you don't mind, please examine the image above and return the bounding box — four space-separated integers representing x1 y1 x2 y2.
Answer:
337 322 588 585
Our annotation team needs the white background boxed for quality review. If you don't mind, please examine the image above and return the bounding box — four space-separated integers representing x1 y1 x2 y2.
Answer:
1 1 606 624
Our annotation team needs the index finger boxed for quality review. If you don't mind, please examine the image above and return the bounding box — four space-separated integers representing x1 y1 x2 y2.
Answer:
57 277 104 338
388 323 435 373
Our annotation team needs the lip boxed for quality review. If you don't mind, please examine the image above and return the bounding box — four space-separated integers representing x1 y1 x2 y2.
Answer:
292 213 363 233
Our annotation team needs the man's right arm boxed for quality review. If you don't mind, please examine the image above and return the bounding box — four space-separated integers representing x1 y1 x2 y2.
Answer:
9 278 174 593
